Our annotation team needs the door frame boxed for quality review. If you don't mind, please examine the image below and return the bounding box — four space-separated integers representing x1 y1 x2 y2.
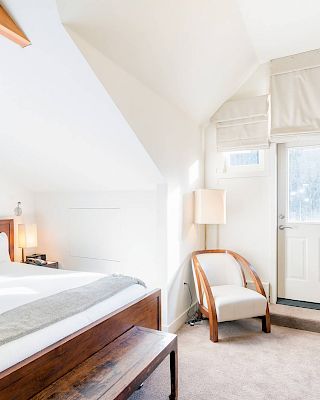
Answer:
277 138 320 303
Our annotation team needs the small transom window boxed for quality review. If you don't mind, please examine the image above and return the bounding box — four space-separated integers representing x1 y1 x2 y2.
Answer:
216 149 266 178
226 150 260 167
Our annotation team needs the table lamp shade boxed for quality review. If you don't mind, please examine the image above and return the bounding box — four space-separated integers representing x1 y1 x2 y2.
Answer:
194 189 226 225
18 224 37 248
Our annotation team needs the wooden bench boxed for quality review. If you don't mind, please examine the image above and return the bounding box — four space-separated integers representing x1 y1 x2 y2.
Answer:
31 326 178 400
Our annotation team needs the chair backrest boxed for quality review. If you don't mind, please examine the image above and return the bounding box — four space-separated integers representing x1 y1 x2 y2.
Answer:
193 252 245 289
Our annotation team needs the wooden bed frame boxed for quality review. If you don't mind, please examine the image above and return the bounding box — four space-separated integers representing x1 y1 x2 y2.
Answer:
0 219 161 400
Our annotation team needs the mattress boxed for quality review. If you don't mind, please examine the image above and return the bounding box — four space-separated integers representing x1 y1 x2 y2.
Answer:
0 261 150 372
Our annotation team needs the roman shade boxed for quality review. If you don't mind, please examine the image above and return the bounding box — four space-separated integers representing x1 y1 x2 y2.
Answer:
214 95 269 152
271 49 320 142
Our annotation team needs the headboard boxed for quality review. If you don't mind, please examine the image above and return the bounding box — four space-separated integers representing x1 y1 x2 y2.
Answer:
0 219 14 261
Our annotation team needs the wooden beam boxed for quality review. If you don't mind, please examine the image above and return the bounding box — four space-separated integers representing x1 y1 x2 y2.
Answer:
0 5 31 47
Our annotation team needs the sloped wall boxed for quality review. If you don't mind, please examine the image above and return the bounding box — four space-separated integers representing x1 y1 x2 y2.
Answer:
55 0 260 329
1 0 167 312
0 0 261 332
57 29 204 330
0 0 162 192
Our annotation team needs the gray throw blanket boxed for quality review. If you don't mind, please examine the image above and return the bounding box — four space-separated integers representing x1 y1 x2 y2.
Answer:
0 274 146 346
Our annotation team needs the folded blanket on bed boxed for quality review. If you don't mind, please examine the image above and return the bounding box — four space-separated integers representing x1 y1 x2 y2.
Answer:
0 274 146 346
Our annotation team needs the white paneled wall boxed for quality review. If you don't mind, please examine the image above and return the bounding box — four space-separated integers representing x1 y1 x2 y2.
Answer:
35 190 164 291
68 208 122 262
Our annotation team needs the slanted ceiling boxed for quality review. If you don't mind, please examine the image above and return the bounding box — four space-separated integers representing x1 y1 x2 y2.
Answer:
236 0 320 62
57 0 258 123
0 0 162 192
58 0 320 123
2 0 320 192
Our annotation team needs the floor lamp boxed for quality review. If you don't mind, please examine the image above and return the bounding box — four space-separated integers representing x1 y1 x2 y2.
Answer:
194 189 226 249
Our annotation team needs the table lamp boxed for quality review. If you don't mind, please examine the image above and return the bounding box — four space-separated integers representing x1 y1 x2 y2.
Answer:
194 189 226 249
18 224 37 262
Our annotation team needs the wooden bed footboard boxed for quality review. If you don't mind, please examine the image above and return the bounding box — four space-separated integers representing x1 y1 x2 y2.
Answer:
0 289 161 400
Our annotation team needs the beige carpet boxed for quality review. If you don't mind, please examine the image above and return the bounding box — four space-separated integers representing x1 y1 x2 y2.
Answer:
129 319 320 400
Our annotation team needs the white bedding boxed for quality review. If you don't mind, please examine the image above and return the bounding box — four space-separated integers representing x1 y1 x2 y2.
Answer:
0 261 150 372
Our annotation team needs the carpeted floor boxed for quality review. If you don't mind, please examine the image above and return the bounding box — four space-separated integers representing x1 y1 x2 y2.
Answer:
129 319 320 400
270 303 320 333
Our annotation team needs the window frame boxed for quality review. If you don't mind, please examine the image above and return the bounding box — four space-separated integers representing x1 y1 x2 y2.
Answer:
215 149 267 179
225 149 264 170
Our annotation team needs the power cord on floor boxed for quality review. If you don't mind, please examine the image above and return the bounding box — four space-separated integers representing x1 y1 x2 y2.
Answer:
184 282 203 326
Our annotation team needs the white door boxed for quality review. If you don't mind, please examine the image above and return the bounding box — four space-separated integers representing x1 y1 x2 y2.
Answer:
278 143 320 303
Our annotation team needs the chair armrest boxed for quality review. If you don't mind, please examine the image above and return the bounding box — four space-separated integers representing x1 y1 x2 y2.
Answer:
192 255 217 316
192 249 268 300
228 251 267 299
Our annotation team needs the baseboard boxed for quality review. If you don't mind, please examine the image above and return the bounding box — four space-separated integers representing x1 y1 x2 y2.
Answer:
163 301 198 333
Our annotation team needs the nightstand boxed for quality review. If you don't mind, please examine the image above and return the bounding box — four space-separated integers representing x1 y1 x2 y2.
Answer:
25 261 59 269
45 261 59 269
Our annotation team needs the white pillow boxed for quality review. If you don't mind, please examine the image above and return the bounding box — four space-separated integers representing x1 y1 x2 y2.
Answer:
0 232 11 262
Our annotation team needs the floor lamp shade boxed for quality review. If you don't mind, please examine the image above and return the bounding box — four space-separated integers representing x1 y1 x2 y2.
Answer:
194 189 226 225
18 224 38 249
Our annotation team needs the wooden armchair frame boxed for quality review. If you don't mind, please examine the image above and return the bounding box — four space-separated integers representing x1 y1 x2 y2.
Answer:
192 249 271 342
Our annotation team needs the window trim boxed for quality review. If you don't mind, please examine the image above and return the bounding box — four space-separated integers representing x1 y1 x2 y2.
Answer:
225 149 264 171
215 149 267 179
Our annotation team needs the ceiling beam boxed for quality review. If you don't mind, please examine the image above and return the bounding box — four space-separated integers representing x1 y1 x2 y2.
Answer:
0 5 31 47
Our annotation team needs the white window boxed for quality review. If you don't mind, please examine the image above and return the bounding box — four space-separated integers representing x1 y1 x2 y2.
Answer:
226 150 261 167
215 148 268 178
215 149 266 178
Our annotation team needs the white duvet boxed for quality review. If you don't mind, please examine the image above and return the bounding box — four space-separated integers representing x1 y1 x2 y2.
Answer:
0 261 149 372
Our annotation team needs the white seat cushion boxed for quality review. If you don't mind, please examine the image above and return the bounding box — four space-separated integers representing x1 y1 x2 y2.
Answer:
204 285 267 323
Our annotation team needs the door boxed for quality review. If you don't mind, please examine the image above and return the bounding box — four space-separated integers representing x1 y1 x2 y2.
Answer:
278 143 320 303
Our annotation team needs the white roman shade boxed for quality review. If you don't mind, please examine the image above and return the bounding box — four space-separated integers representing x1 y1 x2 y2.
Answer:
271 49 320 142
214 95 269 152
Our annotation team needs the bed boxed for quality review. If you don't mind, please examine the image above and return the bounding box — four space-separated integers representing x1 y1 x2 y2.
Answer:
0 219 161 400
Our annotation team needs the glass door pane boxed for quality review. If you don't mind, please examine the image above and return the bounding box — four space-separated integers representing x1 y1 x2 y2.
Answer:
288 146 320 223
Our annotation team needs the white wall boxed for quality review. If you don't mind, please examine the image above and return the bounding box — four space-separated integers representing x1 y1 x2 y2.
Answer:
35 185 200 331
0 175 35 260
66 30 202 188
0 0 202 333
0 0 163 192
205 63 278 303
33 28 204 331
35 189 164 288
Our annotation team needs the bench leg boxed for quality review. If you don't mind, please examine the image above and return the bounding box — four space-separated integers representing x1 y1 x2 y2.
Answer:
169 350 178 400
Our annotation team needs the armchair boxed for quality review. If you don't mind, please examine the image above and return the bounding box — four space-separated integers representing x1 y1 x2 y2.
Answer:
192 250 270 342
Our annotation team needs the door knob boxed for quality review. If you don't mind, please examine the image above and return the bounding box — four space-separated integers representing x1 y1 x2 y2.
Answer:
279 225 293 230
